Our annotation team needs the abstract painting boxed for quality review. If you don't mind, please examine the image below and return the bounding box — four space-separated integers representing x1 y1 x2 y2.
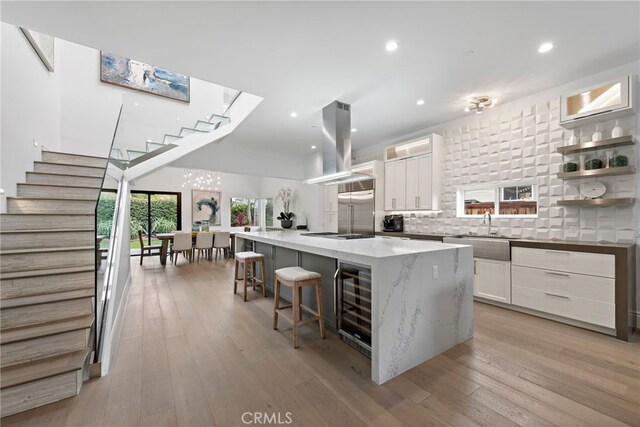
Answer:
100 52 190 102
192 190 221 226
21 28 54 72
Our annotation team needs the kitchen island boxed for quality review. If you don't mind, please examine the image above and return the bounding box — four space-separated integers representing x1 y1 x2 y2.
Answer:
235 230 473 384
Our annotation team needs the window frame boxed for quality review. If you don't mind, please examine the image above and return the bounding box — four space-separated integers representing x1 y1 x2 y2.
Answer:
457 180 538 219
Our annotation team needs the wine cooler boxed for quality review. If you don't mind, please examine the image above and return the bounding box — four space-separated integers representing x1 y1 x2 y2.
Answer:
335 262 372 358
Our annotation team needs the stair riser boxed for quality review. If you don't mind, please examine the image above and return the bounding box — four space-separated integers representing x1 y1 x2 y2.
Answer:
26 173 103 188
17 185 100 200
0 370 81 417
41 152 107 168
34 163 105 178
7 199 95 214
0 250 94 274
1 298 93 329
1 271 94 299
0 231 95 250
0 215 95 231
1 329 89 368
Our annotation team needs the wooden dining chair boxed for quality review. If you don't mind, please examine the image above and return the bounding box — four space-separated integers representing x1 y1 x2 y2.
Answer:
195 232 214 262
172 232 193 264
213 231 231 261
138 230 162 265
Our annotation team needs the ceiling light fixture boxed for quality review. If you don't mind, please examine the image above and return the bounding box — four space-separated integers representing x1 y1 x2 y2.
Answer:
311 145 317 149
351 128 357 132
385 40 398 52
538 42 554 53
464 96 497 114
182 169 222 190
416 99 425 106
290 112 298 118
133 102 139 106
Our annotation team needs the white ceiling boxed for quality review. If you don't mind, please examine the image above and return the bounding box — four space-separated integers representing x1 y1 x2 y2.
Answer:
2 1 639 156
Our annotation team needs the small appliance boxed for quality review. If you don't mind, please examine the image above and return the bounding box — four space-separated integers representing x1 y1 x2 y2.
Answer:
383 215 404 232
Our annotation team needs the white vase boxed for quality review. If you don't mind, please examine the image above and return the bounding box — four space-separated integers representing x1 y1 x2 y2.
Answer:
567 129 578 145
605 150 614 168
611 120 623 138
579 154 587 170
592 124 603 142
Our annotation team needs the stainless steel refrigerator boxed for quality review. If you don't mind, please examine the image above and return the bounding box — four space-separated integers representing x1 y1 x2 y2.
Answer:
337 179 375 235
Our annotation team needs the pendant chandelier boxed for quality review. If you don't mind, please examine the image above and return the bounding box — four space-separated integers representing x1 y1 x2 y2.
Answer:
464 96 497 114
182 169 222 191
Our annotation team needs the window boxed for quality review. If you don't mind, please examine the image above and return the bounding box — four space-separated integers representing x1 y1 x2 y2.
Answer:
457 183 537 217
230 198 274 227
499 185 537 215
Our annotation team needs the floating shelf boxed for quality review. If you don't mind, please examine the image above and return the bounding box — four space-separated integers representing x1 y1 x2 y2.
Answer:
557 166 635 180
557 135 635 155
557 198 635 207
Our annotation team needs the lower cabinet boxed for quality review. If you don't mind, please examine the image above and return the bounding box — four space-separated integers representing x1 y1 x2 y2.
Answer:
474 258 511 304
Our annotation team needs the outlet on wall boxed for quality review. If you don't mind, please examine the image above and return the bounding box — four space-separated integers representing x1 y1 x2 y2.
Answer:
432 265 439 279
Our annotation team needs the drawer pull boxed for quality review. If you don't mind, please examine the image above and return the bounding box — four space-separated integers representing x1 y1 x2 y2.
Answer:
544 250 570 255
544 292 570 299
544 271 570 277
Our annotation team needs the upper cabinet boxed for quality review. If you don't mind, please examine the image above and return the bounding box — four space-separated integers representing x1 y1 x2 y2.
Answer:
384 134 443 211
560 75 637 128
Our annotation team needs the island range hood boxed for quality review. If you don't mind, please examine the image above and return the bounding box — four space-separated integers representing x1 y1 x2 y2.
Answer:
304 101 372 185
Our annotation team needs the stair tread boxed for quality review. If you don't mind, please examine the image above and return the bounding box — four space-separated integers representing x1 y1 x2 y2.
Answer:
0 266 95 282
41 150 108 161
34 161 105 170
7 197 96 202
1 288 94 309
0 246 94 255
1 349 89 389
0 228 95 234
0 315 94 344
18 183 102 190
26 171 103 179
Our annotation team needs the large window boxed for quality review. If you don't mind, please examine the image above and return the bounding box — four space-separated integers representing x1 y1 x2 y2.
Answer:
458 183 537 217
230 198 274 227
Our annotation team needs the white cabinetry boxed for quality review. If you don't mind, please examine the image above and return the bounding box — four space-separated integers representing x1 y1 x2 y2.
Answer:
405 154 433 210
384 160 406 210
511 247 615 329
474 258 511 303
384 133 442 211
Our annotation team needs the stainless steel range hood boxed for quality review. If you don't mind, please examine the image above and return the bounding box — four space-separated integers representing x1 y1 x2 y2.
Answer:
304 101 372 185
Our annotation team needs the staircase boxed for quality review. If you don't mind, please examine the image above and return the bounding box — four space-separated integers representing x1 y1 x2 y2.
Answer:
0 151 107 417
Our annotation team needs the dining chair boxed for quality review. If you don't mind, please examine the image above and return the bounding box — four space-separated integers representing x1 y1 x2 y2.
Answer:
213 231 231 261
195 232 214 262
172 232 194 264
138 230 162 265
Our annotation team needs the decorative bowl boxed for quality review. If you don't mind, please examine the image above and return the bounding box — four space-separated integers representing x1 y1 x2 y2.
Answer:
562 162 578 172
609 155 629 168
585 158 604 170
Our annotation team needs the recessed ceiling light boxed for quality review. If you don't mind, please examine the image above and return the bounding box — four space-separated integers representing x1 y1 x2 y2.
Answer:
133 102 139 106
177 117 181 120
146 139 153 143
416 99 425 106
290 112 298 118
351 128 357 132
311 145 317 149
385 40 398 52
538 42 554 53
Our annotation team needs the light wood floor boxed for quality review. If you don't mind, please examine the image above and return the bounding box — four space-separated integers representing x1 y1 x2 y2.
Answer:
4 256 640 426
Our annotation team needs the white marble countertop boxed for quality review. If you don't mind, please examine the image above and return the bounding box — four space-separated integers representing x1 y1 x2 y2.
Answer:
235 230 468 262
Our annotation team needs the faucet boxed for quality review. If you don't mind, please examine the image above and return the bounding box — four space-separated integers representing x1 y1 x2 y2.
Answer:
483 211 494 236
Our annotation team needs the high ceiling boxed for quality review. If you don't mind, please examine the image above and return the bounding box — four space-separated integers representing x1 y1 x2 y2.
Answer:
2 1 639 156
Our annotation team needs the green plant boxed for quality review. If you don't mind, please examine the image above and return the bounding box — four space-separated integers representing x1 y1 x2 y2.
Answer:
97 220 113 238
130 218 145 239
152 217 177 234
277 211 295 220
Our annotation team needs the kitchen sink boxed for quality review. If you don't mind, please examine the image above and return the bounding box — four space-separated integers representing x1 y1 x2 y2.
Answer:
443 235 511 261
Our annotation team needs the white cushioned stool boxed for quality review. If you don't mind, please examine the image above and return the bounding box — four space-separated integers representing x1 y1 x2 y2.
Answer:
234 251 266 301
273 266 325 348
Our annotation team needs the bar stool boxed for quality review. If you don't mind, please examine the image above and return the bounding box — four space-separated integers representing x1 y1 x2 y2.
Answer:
273 267 325 348
234 252 267 301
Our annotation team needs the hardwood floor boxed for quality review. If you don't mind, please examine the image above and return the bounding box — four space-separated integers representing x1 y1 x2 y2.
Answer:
4 257 639 426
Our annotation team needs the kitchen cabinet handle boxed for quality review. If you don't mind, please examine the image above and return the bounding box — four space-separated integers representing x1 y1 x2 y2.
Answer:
544 292 570 299
544 271 570 277
474 260 476 274
417 196 420 208
545 250 570 255
333 268 342 319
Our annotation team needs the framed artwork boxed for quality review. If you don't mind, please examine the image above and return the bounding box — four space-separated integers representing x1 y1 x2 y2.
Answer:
100 52 190 102
21 28 54 72
192 190 221 226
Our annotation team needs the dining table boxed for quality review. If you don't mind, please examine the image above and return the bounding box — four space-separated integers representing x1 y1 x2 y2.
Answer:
156 231 236 266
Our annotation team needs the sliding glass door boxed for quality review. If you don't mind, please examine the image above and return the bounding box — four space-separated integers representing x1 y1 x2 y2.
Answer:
130 191 181 255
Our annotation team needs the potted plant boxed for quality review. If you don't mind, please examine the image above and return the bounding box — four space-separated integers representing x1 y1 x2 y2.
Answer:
275 187 295 228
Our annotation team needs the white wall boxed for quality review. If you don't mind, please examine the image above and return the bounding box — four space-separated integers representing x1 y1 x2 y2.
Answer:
1 24 62 210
